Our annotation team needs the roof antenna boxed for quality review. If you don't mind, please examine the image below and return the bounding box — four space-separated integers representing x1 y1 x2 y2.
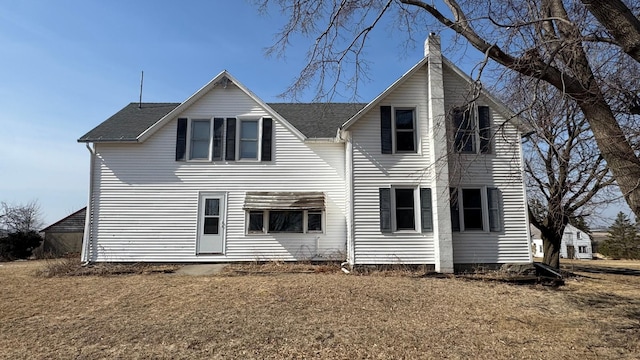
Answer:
138 70 144 109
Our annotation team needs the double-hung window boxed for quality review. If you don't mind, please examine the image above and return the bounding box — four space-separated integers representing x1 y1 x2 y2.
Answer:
190 119 212 160
380 106 417 154
379 187 433 233
175 117 273 162
452 105 491 154
450 187 501 232
239 120 259 160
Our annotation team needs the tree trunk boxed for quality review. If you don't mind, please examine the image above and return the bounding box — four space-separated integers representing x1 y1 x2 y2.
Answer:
541 233 562 269
577 99 640 218
581 0 640 63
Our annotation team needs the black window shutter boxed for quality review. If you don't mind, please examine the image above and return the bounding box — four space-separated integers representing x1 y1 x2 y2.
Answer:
487 187 501 232
175 118 187 161
420 188 433 232
261 118 273 161
225 118 236 161
478 106 491 153
212 118 224 160
450 188 460 232
379 188 392 233
380 106 392 154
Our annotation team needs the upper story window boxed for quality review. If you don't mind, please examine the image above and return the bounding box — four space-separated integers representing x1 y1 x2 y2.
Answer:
175 117 273 162
452 105 491 154
239 120 259 160
450 187 501 232
190 119 211 160
380 106 417 154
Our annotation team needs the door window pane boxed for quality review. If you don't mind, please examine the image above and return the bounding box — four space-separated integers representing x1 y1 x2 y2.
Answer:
205 199 219 216
204 217 219 234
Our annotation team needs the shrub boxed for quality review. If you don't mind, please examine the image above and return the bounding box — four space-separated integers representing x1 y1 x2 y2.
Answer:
0 230 43 261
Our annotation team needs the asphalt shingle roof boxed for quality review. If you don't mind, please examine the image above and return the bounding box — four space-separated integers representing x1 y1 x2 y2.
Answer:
78 103 180 142
78 102 367 142
268 103 366 138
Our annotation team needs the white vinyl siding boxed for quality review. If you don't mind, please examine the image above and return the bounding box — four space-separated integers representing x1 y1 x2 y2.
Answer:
349 65 436 264
442 65 530 264
86 83 346 262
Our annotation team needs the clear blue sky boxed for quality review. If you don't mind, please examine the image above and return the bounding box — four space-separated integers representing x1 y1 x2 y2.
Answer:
0 0 627 227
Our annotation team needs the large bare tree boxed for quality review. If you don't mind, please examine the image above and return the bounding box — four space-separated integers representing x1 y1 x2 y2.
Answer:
511 79 616 268
255 0 640 221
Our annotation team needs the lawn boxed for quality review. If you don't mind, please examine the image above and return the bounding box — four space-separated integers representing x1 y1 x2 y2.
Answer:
1 259 639 359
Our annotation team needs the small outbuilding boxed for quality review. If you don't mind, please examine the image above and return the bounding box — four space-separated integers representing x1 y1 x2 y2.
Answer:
40 208 86 256
531 223 592 260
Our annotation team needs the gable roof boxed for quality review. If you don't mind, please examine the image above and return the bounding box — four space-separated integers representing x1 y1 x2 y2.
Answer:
78 103 179 142
341 56 530 133
341 57 429 130
269 103 366 139
139 70 309 142
79 102 366 142
41 207 87 233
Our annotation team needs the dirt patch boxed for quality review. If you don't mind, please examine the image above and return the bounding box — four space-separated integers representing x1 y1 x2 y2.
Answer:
1 260 639 359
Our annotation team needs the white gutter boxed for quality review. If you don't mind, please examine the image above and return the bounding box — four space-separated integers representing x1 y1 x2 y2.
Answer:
343 130 356 268
80 143 95 264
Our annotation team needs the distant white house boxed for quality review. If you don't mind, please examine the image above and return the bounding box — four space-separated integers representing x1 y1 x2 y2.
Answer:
531 223 592 260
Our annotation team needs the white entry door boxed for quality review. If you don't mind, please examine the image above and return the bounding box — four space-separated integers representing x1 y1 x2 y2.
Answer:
197 193 226 254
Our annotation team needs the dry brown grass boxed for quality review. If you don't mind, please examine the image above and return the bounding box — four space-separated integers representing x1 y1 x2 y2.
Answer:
1 259 639 359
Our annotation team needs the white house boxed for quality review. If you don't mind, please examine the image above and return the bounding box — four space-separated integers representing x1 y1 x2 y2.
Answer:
531 223 593 260
78 35 532 273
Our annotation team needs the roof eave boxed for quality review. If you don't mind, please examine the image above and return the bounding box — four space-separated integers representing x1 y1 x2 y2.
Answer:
136 71 307 143
440 57 532 135
77 138 139 143
341 57 429 131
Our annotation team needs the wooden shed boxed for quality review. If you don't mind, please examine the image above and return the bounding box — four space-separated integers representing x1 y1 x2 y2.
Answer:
40 208 86 256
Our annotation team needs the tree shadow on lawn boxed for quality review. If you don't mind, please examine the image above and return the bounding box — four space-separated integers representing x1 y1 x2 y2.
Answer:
564 290 640 338
564 264 640 276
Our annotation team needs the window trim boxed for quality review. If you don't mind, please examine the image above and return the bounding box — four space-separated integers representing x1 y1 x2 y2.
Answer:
246 210 324 235
187 118 213 161
380 105 419 155
392 187 418 232
236 118 262 161
182 117 272 162
380 186 433 234
452 105 492 155
450 186 501 232
392 107 417 154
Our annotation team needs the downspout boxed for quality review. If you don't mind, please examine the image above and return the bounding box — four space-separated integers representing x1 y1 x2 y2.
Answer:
341 129 355 273
81 143 95 264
